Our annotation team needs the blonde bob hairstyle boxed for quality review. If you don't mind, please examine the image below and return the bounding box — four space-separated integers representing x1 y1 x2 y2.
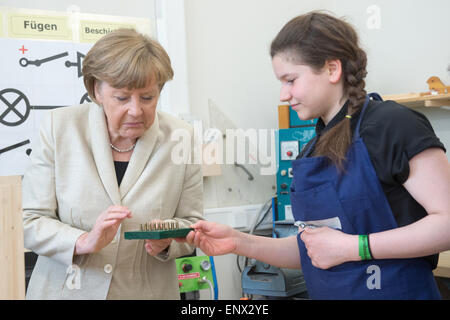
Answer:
82 28 174 105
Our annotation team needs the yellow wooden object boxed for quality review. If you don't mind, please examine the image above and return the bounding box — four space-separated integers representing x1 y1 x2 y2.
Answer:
0 176 25 300
278 105 290 129
427 76 450 94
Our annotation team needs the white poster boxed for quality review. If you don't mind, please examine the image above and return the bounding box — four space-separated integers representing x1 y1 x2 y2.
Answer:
0 7 152 176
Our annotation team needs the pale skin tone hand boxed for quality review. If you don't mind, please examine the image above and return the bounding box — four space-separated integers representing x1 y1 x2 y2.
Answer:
75 213 172 256
75 206 132 255
183 220 301 269
300 227 359 269
144 239 172 256
144 220 172 256
185 220 239 256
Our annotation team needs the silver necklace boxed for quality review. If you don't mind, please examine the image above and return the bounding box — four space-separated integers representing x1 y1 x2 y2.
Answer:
110 143 136 153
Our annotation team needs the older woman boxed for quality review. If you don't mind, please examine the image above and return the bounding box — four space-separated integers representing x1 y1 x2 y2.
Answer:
22 29 203 299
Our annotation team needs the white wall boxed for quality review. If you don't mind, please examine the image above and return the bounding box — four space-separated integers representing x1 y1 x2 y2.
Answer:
186 0 328 132
0 0 156 20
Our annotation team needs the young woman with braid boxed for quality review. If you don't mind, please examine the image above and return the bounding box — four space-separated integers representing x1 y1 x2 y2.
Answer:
182 12 450 299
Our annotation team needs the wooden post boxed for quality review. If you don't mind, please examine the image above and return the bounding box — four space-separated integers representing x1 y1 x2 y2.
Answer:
278 105 290 129
0 176 25 300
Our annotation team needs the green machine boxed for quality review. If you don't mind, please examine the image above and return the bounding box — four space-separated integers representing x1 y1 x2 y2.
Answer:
123 221 218 299
175 255 217 299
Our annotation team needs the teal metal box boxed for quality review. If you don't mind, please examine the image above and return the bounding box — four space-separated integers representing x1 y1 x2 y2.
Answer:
275 127 315 221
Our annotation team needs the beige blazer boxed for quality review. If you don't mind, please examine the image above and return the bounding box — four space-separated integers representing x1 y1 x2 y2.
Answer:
22 103 203 299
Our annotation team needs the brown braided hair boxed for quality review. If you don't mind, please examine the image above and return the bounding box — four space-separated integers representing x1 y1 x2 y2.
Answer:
270 11 368 170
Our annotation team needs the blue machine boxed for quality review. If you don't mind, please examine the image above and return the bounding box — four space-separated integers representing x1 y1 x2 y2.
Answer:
275 107 316 221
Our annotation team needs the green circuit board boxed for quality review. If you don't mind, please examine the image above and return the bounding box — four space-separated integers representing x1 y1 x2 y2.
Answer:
124 228 193 240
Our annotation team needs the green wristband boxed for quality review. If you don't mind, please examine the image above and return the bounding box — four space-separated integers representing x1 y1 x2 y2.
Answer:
359 235 372 260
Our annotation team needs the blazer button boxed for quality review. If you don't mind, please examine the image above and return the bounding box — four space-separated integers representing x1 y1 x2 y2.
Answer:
104 264 113 274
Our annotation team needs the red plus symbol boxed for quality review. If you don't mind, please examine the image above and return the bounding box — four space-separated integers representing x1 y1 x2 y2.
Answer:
19 45 28 54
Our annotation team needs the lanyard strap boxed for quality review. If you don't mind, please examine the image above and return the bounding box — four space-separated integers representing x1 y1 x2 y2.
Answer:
353 93 384 141
353 95 370 142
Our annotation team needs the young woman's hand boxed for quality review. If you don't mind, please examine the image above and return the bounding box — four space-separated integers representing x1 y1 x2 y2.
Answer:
185 221 238 256
300 226 359 269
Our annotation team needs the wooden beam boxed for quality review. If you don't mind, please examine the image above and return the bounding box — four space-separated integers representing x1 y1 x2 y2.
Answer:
278 105 290 129
0 176 25 300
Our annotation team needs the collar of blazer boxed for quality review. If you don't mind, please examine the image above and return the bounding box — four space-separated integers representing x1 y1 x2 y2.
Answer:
88 103 160 204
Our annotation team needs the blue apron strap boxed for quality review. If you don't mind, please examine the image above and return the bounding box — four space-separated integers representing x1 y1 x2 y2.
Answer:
301 136 318 158
353 93 382 141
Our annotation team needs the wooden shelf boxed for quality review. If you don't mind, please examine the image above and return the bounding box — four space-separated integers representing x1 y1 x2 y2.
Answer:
382 92 450 108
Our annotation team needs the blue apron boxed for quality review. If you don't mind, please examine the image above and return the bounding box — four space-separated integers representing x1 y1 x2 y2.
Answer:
290 94 441 299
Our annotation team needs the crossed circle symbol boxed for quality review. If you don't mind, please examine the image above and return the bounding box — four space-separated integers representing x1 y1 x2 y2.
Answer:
0 88 90 126
0 88 31 126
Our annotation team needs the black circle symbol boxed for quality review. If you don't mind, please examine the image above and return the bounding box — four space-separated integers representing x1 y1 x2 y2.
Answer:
0 88 31 126
19 58 29 67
